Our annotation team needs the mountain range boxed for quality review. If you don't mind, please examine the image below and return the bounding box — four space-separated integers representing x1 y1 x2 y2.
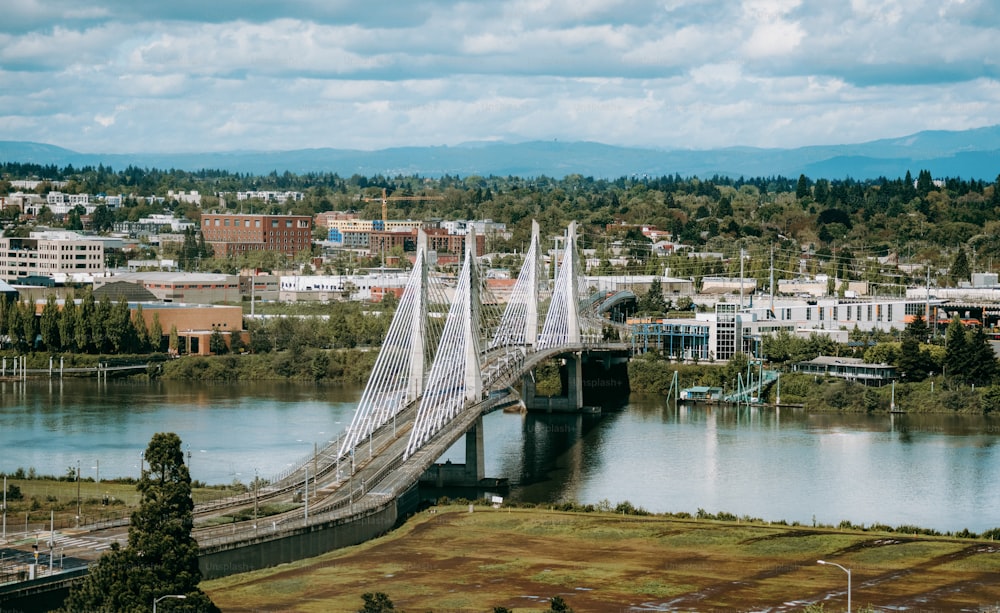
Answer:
2 125 1000 180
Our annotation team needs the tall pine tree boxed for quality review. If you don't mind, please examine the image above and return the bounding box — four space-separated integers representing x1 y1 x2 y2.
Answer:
62 433 219 612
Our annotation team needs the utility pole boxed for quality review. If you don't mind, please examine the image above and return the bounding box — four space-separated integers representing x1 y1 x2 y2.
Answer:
76 460 81 528
769 244 775 314
739 248 746 310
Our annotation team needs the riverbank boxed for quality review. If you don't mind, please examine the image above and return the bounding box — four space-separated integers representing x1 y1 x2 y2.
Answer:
629 357 998 414
203 503 1000 611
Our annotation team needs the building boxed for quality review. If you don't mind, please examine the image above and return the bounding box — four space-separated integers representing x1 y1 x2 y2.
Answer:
792 356 897 386
93 272 241 303
0 232 105 282
234 191 305 204
200 213 313 257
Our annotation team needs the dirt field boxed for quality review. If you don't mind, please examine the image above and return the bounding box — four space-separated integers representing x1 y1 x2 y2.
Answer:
204 506 1000 612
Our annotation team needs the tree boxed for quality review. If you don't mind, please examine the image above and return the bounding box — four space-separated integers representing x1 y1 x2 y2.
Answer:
796 174 810 200
944 317 970 384
637 278 667 315
59 296 79 352
550 595 574 612
209 329 228 355
966 325 998 386
950 248 970 286
169 325 180 355
358 592 395 613
149 312 163 352
133 304 149 351
62 433 219 613
39 294 61 351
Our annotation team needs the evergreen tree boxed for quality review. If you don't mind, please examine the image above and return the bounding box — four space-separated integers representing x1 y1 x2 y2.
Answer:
62 433 219 612
637 278 667 315
966 325 998 386
944 317 971 384
795 174 810 200
950 248 970 286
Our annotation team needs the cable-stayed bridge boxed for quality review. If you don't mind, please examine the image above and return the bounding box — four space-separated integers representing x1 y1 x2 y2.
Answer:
189 220 631 576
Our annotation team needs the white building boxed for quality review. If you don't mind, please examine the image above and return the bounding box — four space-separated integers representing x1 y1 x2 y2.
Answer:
279 271 411 302
167 190 202 205
0 231 105 282
235 191 305 203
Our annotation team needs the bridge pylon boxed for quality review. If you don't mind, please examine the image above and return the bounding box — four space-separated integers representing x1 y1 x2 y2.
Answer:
405 230 484 459
539 221 582 348
340 243 429 458
491 219 542 349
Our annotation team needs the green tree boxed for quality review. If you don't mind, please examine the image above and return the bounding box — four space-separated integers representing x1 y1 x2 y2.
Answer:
133 304 149 351
637 278 667 315
149 312 164 352
62 433 219 613
20 300 37 351
358 592 395 613
796 174 810 200
966 325 998 386
92 296 113 353
59 297 79 352
169 325 180 355
209 329 228 355
950 248 970 285
944 317 970 384
550 595 575 612
76 291 95 352
39 294 61 351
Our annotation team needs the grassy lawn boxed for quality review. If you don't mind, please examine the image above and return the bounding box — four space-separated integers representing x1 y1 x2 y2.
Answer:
203 505 1000 612
2 478 245 533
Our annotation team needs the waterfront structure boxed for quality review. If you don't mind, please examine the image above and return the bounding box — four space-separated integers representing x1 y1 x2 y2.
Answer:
200 213 312 257
792 356 897 386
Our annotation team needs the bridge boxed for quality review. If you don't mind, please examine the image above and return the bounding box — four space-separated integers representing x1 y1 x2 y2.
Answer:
188 220 630 576
0 220 631 610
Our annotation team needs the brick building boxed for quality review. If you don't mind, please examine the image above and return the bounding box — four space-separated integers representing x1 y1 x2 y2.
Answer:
201 214 313 257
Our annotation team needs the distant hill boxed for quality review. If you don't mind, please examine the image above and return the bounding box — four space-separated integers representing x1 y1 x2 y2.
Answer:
2 125 1000 180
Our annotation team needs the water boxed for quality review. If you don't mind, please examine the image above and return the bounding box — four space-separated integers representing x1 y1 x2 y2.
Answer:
0 380 361 485
2 381 998 533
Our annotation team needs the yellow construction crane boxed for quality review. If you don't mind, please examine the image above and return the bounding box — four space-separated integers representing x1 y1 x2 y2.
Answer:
362 187 444 224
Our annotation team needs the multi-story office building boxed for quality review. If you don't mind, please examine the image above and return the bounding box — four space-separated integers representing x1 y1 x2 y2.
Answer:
201 213 313 257
0 232 105 281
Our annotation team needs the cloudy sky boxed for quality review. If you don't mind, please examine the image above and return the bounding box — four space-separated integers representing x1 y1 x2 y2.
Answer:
1 0 998 153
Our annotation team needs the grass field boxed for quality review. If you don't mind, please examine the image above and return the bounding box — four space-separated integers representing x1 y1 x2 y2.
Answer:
2 478 245 533
203 505 1000 612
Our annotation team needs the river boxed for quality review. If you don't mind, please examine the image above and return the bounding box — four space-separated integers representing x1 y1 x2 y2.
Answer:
1 380 998 533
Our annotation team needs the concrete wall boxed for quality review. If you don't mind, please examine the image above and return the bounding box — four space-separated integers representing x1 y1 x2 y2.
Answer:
199 501 399 580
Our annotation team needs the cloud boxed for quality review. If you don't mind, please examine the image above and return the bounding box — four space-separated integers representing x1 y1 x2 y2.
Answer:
0 0 997 153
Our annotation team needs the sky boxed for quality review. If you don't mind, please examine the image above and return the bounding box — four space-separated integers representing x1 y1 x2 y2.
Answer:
1 0 999 154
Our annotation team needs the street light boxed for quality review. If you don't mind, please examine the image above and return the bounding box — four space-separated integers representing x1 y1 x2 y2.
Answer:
153 594 186 613
817 559 850 612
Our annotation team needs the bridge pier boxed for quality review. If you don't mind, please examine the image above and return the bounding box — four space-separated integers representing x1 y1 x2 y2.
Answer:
419 416 496 488
522 350 630 413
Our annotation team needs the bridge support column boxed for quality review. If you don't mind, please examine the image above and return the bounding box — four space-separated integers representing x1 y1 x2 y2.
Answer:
465 416 485 483
522 354 584 413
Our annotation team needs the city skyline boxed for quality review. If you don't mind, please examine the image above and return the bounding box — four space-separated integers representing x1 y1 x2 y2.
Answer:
2 0 999 154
